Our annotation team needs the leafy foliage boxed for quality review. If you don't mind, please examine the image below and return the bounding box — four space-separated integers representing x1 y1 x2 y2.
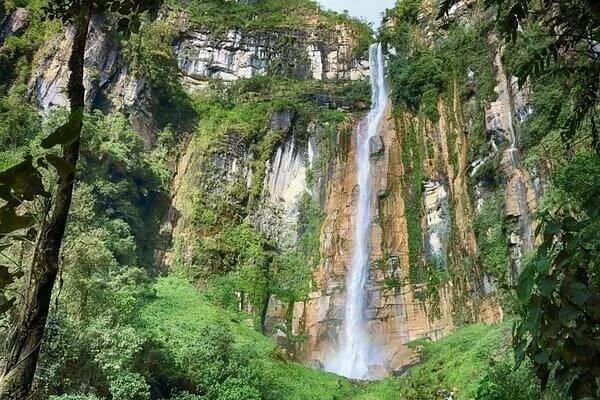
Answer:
514 153 600 399
388 48 443 121
489 0 599 152
474 192 510 286
0 0 166 321
385 3 495 123
32 112 168 399
475 357 560 400
44 0 161 31
138 278 363 400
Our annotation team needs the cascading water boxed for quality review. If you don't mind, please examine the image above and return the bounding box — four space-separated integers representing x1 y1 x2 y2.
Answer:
325 43 388 380
504 81 534 282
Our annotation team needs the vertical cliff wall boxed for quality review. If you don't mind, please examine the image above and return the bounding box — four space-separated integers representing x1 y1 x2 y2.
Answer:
278 0 542 375
291 94 506 373
484 49 539 282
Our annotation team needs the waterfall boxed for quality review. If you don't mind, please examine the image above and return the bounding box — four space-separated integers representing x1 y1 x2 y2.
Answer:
325 43 388 380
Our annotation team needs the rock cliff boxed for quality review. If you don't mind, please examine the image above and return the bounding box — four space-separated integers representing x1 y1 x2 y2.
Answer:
4 0 539 378
176 27 369 87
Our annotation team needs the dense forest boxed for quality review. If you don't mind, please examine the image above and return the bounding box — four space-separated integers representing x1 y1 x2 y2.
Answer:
0 0 598 399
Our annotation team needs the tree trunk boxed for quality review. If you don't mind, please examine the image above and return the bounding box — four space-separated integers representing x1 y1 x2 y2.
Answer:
0 11 90 399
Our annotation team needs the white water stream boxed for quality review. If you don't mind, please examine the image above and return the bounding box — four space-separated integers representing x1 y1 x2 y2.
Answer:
325 43 388 380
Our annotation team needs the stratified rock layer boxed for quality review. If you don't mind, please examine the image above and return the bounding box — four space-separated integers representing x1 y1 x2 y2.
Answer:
176 27 369 87
291 104 501 373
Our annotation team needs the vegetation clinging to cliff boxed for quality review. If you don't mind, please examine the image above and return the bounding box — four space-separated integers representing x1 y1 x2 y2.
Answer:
166 0 373 57
383 1 496 124
382 0 499 310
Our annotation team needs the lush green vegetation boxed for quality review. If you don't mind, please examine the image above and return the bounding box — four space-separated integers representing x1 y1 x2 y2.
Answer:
137 278 359 400
402 323 556 400
383 1 495 125
354 322 557 400
398 118 425 283
165 0 372 58
514 154 600 398
30 110 171 399
1 0 598 398
493 0 600 396
0 1 60 168
39 276 561 400
474 192 510 288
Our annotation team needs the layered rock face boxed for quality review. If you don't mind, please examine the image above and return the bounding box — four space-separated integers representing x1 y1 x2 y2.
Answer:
26 15 154 141
157 7 516 374
423 181 450 263
253 133 311 250
165 110 314 268
176 27 369 87
24 11 368 140
289 98 504 373
484 50 539 281
207 3 535 374
293 106 456 372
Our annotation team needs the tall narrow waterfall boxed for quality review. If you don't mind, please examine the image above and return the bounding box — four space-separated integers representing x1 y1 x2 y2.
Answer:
326 43 388 379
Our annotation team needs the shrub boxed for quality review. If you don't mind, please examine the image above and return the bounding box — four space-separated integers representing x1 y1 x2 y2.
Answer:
388 47 444 120
475 358 552 400
474 192 509 285
108 373 150 400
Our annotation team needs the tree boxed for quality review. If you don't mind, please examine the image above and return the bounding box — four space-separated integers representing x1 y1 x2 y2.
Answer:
513 154 600 399
0 1 160 398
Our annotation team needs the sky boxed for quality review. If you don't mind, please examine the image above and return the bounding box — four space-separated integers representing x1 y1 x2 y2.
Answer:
317 0 396 27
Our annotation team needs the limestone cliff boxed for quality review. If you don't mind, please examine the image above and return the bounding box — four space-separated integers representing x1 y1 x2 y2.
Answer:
176 26 369 87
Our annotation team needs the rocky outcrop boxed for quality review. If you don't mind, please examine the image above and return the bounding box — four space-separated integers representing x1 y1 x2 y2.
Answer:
484 49 538 280
369 135 385 158
26 16 153 139
26 13 369 140
253 134 310 249
0 8 28 44
164 109 325 273
175 26 369 88
13 7 371 279
423 180 450 264
289 105 490 373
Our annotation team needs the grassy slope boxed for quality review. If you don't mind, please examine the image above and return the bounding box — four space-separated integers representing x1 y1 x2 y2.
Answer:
407 322 510 397
138 278 513 400
138 278 357 400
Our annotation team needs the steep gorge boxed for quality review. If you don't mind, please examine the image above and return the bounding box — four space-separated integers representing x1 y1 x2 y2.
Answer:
0 0 559 397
